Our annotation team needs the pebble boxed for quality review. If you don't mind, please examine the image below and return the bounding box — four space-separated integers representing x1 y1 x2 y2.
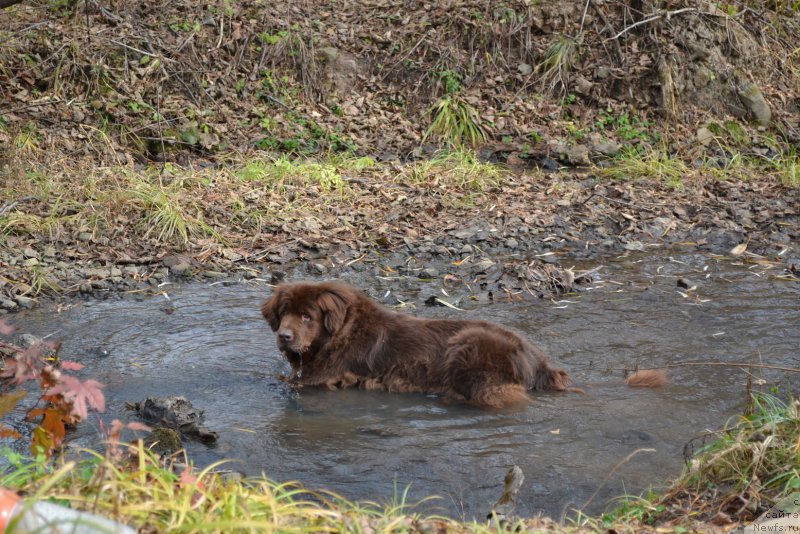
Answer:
419 267 438 279
15 296 36 309
0 298 19 311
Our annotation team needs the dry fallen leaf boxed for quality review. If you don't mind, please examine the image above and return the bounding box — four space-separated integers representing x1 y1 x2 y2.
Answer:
730 242 748 256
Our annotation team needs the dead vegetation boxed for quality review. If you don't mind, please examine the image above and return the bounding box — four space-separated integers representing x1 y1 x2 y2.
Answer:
0 1 798 165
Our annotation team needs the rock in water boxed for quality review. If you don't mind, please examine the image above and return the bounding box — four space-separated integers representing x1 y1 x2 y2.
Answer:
128 396 218 443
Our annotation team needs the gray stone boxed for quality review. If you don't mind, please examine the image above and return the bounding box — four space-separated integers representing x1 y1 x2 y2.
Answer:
110 267 122 277
23 257 39 267
419 267 438 279
77 232 93 241
22 247 37 258
558 143 592 166
696 127 715 146
15 296 35 309
122 266 140 276
738 81 771 126
169 262 191 275
0 298 18 311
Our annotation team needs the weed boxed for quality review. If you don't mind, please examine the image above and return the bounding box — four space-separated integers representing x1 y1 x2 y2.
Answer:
758 142 800 187
436 69 463 95
403 149 506 192
28 265 63 295
14 122 40 153
259 30 290 46
537 35 579 93
595 112 660 145
130 182 213 244
600 147 687 189
424 95 487 148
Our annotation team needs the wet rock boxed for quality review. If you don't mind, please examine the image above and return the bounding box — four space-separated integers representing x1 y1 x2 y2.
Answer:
144 426 183 455
128 396 218 443
676 278 695 289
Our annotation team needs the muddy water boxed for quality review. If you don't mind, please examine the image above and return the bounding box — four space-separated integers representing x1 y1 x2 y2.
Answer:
7 252 799 520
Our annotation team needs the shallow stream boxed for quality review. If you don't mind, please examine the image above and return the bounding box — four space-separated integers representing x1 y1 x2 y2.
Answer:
7 251 799 519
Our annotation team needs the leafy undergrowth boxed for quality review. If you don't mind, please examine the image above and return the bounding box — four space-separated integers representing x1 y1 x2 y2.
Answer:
3 396 796 533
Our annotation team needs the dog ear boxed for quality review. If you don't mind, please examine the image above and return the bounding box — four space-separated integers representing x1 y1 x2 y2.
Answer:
261 287 283 331
317 287 350 334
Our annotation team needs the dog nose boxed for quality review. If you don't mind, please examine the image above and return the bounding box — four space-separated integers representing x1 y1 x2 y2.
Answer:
278 330 293 342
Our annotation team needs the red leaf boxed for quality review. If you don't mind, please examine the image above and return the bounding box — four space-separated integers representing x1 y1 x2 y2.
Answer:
60 361 85 371
47 376 106 420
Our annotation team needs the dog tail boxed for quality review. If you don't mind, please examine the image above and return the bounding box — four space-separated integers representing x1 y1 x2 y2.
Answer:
625 369 668 388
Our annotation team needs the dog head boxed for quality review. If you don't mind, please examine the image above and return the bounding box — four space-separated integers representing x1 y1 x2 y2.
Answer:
261 282 351 357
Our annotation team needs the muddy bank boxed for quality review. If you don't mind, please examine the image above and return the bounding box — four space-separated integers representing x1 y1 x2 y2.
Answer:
1 170 798 312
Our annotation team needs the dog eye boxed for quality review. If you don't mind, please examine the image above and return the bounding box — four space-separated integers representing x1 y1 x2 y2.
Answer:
301 313 312 322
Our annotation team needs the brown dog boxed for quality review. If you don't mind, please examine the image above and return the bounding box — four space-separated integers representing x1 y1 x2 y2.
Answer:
261 281 573 408
261 281 664 408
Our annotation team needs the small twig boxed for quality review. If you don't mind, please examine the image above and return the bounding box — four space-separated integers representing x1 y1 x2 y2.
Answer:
578 0 591 35
608 7 698 41
0 196 35 216
107 39 175 62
